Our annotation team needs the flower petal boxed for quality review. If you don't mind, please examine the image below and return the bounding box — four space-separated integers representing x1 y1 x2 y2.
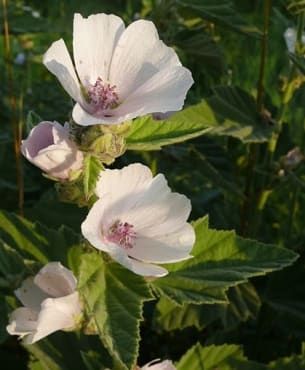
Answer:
141 359 176 370
128 223 194 264
95 163 152 198
128 258 168 277
43 39 83 103
112 65 193 120
21 121 55 160
34 262 77 297
24 292 81 344
6 307 38 338
15 277 49 311
73 13 125 85
110 20 181 100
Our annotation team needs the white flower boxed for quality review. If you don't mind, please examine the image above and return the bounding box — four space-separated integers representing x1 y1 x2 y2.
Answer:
284 27 305 53
43 13 193 126
7 262 82 344
81 163 195 277
141 359 176 370
21 121 83 180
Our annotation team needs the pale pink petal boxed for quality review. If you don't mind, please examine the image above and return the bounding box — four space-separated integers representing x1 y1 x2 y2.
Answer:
112 65 193 120
34 262 77 297
110 20 181 100
15 278 49 311
6 307 38 338
142 359 176 370
73 13 125 84
21 122 54 160
128 259 168 277
24 292 81 344
43 39 84 104
128 224 194 263
130 193 192 236
95 163 152 198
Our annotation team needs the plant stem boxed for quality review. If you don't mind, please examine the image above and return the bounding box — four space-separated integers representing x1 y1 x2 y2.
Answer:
240 0 272 236
2 0 24 215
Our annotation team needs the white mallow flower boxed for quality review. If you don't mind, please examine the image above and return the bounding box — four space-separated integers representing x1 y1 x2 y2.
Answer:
284 27 305 53
141 359 176 370
43 13 193 126
7 262 82 344
21 121 83 180
81 163 195 277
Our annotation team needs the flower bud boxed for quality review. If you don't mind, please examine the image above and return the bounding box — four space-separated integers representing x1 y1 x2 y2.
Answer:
21 121 83 180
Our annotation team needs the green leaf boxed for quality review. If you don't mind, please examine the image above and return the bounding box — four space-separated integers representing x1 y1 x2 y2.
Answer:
268 344 305 369
83 155 103 200
264 263 305 335
174 29 225 76
151 216 298 305
289 52 305 74
0 211 81 264
177 343 245 370
126 86 273 151
177 0 262 37
177 343 266 370
78 252 153 370
155 282 260 331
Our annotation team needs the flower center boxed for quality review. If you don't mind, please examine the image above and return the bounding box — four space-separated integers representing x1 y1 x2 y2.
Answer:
87 77 119 111
107 220 136 250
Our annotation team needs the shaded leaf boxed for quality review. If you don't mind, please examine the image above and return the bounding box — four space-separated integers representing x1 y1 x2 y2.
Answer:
78 252 153 370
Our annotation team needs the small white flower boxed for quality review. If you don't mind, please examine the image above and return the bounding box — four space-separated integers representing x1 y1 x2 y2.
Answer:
284 27 305 53
21 121 83 180
43 13 193 126
7 262 82 344
81 163 195 277
141 359 176 370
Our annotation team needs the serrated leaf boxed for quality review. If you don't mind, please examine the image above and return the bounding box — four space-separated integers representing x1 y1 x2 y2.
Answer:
177 343 266 370
78 252 153 370
0 211 81 264
126 86 273 151
177 0 261 37
155 282 260 332
83 155 103 200
151 216 298 305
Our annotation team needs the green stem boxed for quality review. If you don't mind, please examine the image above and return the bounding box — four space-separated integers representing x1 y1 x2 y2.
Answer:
2 0 24 216
240 0 272 236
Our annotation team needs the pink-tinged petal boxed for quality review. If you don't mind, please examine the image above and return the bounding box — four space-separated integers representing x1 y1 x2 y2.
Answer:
130 192 192 236
43 39 84 104
128 258 168 277
128 223 194 264
21 122 55 160
141 359 176 370
72 103 108 126
73 13 125 85
21 121 83 180
24 292 81 344
34 262 77 297
95 163 152 198
15 277 49 311
6 307 38 338
110 20 181 100
113 65 193 119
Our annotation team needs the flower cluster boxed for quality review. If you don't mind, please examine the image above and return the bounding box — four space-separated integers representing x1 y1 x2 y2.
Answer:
8 11 195 368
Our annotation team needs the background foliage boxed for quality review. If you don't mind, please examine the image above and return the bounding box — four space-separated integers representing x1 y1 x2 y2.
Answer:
2 0 305 369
